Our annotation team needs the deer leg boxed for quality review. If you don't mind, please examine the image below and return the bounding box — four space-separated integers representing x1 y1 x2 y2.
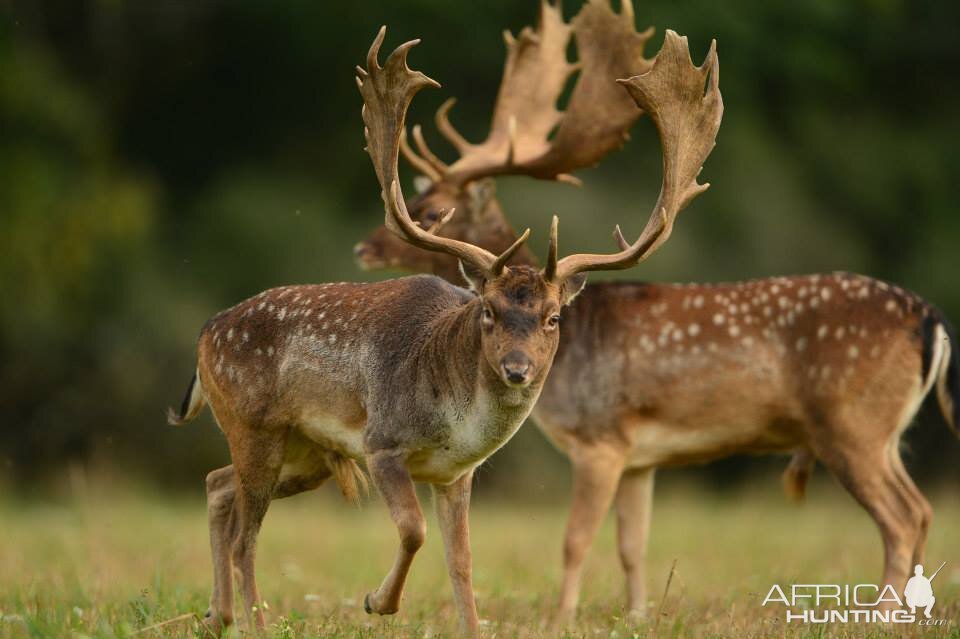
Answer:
433 469 478 638
203 465 239 635
815 440 917 597
615 467 655 617
557 444 626 620
229 429 286 632
887 448 933 567
364 449 426 616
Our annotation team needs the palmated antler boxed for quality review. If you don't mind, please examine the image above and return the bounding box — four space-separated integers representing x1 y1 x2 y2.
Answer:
546 30 723 281
405 0 655 188
357 27 530 277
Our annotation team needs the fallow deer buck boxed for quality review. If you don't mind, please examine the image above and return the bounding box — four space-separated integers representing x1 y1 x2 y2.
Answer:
167 21 722 636
355 0 960 621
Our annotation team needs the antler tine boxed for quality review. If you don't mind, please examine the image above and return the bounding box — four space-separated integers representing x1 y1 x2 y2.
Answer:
544 214 559 281
435 98 471 154
358 27 529 277
411 124 449 173
399 127 442 181
549 30 723 281
430 0 654 188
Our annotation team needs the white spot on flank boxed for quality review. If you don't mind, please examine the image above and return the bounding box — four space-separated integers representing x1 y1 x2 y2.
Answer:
821 288 832 301
886 299 897 312
255 347 263 356
835 327 846 340
771 285 780 295
729 325 740 337
693 295 704 308
728 304 738 315
242 331 249 343
258 302 266 311
809 297 820 309
713 313 726 325
741 336 754 348
817 325 829 340
267 346 275 356
227 328 234 341
796 337 808 352
278 307 287 321
672 329 684 342
328 334 337 344
848 345 859 359
688 323 701 337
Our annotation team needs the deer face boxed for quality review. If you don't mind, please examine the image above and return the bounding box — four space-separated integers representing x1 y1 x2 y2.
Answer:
355 180 522 282
465 264 586 388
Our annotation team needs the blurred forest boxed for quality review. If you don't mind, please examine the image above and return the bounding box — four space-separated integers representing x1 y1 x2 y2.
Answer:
2 0 959 497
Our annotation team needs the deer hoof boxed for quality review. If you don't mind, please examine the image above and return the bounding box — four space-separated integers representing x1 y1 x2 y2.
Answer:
200 610 230 637
363 592 398 616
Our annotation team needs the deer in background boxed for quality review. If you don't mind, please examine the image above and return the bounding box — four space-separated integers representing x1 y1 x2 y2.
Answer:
355 0 960 620
167 20 722 637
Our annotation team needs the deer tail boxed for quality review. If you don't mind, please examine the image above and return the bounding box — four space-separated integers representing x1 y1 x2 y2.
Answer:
927 314 959 435
167 371 206 426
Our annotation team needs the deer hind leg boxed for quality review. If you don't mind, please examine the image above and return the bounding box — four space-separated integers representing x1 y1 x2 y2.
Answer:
203 465 240 634
615 467 655 617
887 446 933 567
227 427 287 632
557 443 627 621
364 449 426 617
815 437 918 596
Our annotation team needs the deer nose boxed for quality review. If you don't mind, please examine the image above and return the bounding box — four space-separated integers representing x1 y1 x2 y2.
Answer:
353 242 370 257
500 351 531 386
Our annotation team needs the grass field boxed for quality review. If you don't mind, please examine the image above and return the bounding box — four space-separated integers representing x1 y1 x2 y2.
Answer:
0 475 957 638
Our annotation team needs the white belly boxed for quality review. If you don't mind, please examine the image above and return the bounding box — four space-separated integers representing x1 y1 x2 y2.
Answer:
296 412 365 460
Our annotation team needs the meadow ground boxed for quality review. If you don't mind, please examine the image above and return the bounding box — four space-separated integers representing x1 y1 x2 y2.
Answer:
0 475 957 639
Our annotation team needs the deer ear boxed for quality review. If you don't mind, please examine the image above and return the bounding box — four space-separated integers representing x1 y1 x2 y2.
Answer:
467 179 497 220
561 273 588 306
458 260 486 293
413 175 433 194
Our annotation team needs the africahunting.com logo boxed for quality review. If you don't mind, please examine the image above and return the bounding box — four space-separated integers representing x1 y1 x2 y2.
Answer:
762 562 949 625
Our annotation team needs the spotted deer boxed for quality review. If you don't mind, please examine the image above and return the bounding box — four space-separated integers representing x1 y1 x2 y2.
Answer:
354 0 960 621
167 21 721 637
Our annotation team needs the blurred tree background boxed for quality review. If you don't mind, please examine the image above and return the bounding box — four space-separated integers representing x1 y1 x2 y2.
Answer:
1 0 958 497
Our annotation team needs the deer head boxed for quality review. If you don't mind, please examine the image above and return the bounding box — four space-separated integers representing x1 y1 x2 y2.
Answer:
357 24 721 387
355 0 655 282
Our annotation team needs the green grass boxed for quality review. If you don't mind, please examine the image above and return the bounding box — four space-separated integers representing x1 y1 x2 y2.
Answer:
0 477 957 638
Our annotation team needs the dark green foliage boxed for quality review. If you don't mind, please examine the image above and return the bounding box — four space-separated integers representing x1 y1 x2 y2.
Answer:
1 0 958 491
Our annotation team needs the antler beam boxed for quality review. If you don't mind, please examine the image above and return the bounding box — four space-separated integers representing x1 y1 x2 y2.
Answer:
357 27 530 277
547 30 723 280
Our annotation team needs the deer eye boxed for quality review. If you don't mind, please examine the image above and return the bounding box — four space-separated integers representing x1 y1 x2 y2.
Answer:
422 210 440 225
482 307 495 325
545 314 561 330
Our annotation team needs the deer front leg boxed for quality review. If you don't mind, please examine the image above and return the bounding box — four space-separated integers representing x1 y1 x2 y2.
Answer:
433 470 479 638
364 450 426 616
615 467 655 617
557 444 626 621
